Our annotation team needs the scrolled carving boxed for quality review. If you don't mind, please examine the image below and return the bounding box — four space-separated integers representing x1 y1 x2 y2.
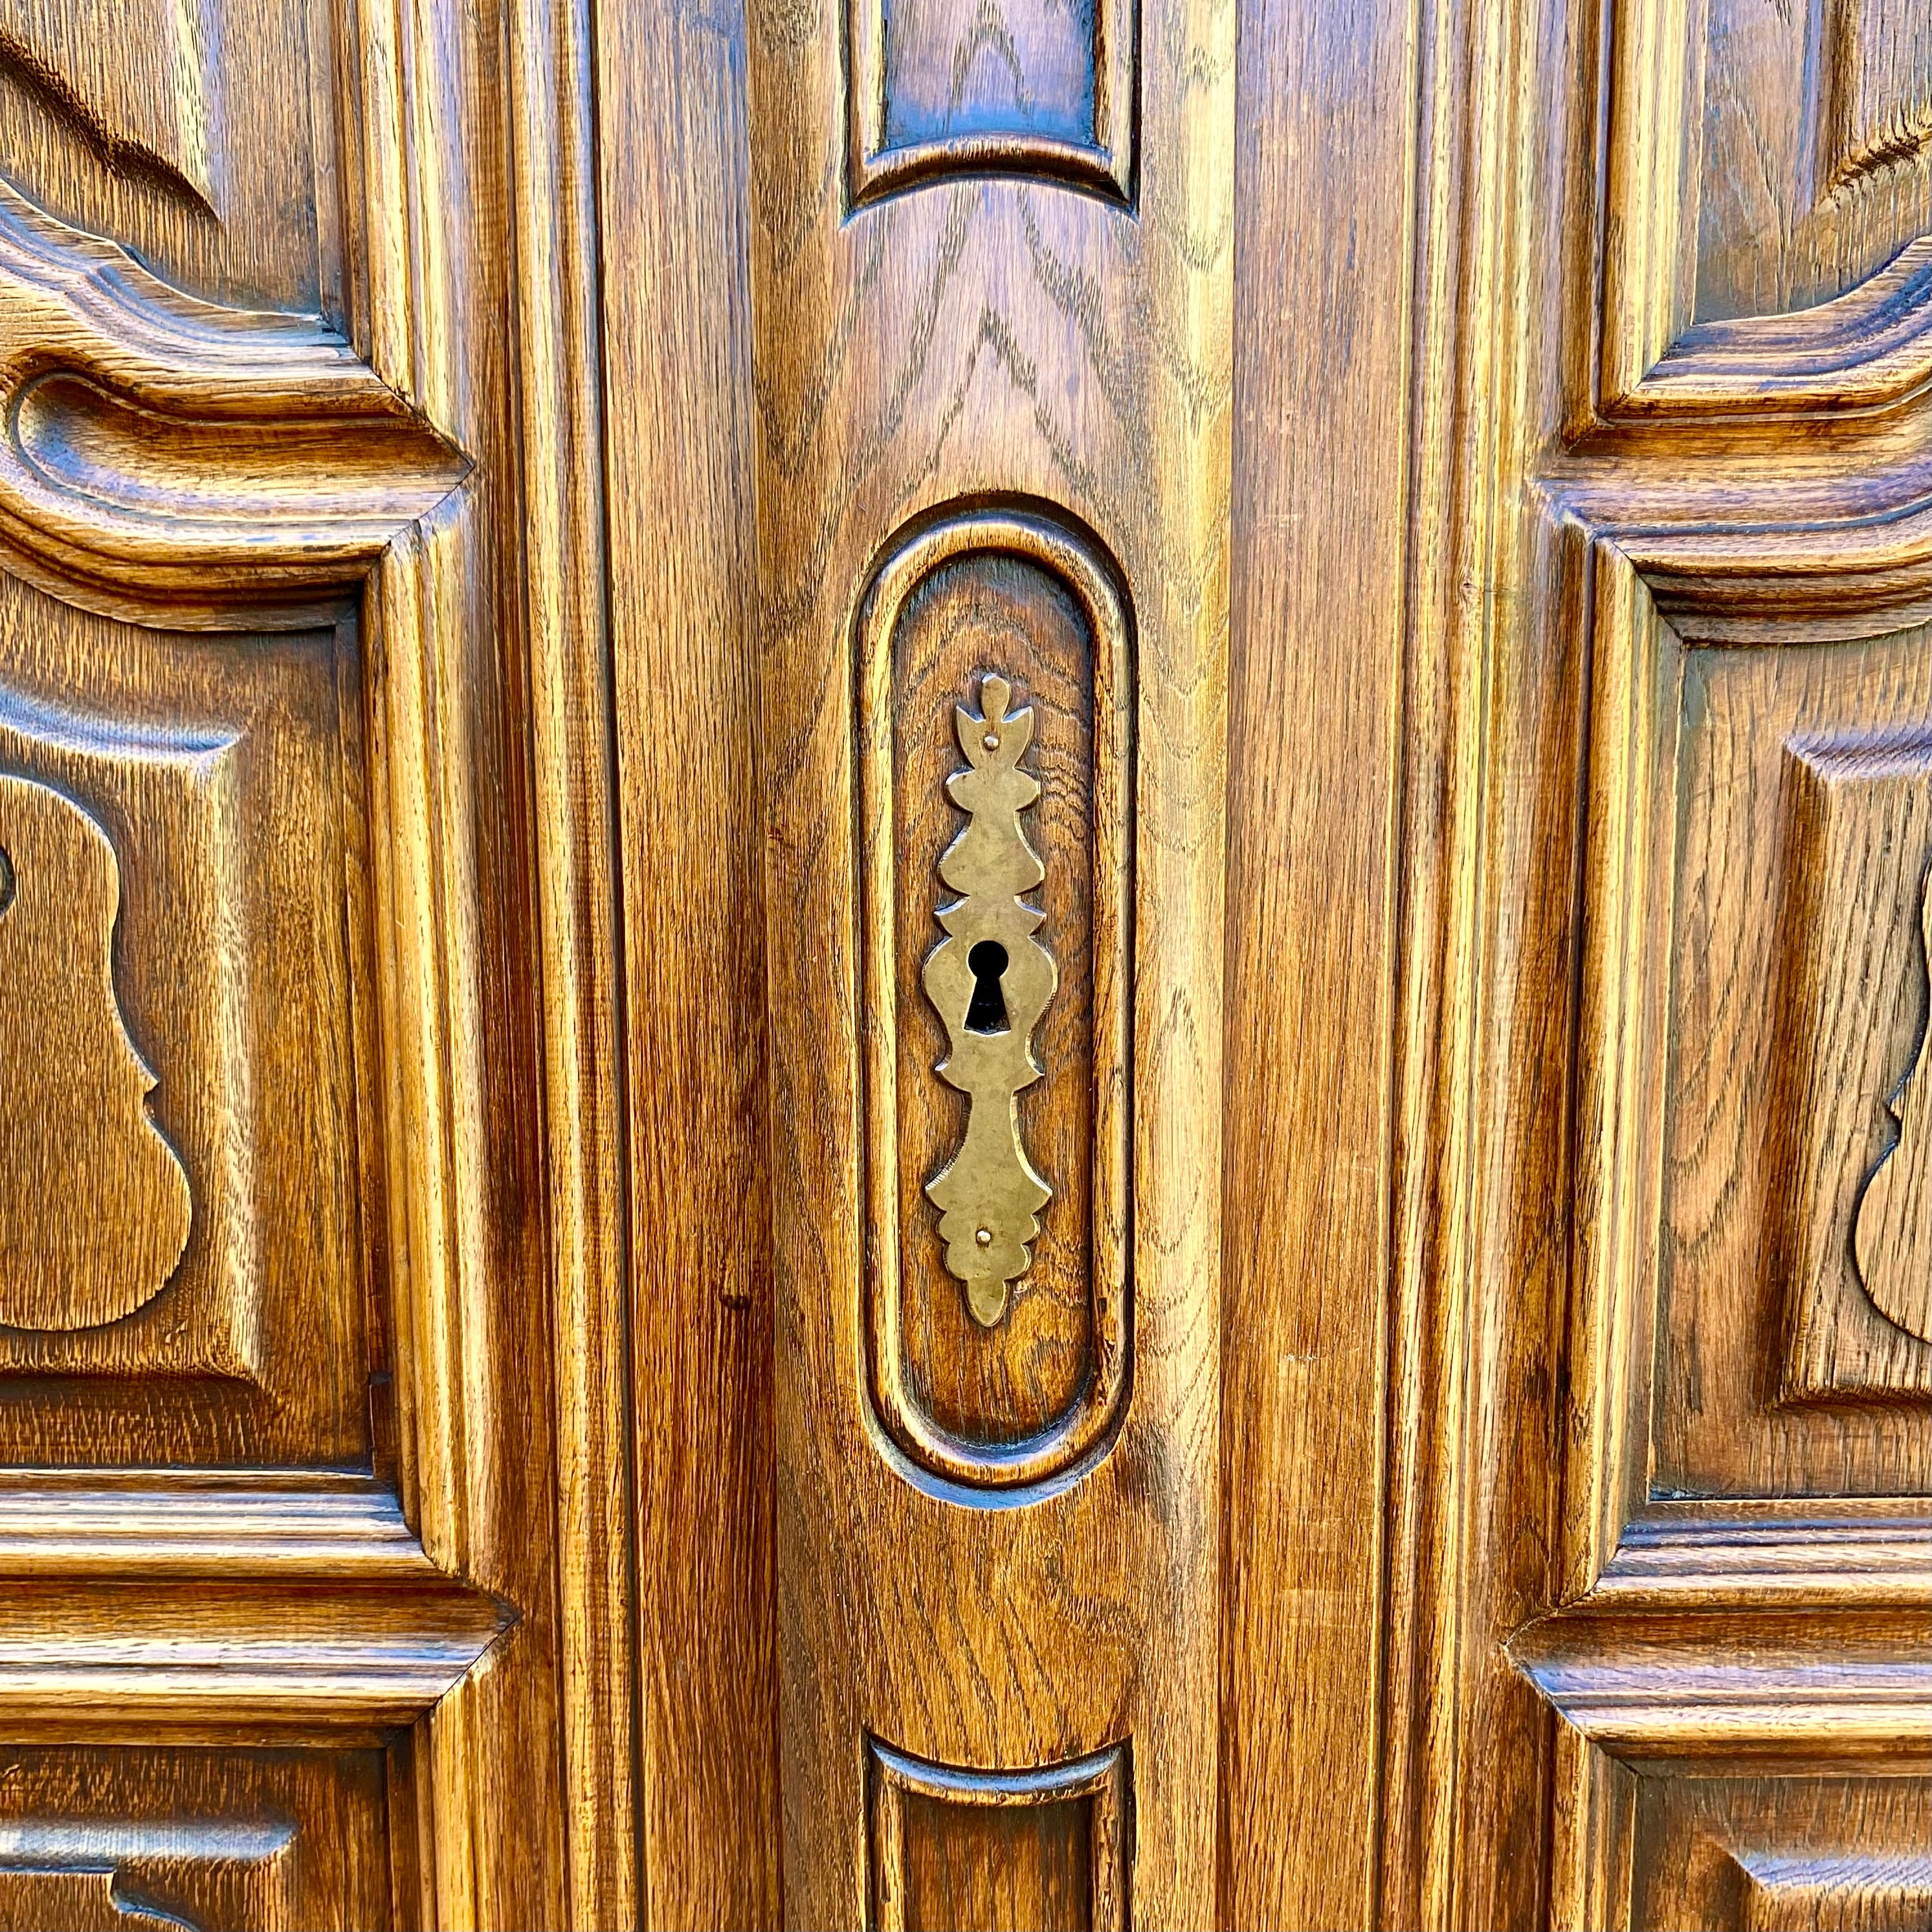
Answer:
1854 865 1932 1344
0 178 467 627
922 672 1058 1327
0 770 190 1329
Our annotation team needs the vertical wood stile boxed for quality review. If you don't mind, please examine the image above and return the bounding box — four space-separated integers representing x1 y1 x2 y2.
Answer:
744 0 1235 1916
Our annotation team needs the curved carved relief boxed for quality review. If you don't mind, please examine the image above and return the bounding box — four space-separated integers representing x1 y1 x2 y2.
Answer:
1854 865 1932 1344
0 179 467 627
923 673 1058 1326
0 771 190 1329
858 508 1133 1491
0 0 217 210
1821 0 1931 198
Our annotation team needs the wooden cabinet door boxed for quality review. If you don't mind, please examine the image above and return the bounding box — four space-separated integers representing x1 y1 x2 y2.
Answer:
0 5 610 1927
0 0 1923 1926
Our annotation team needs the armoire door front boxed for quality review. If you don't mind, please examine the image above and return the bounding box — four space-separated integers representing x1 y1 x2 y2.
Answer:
0 0 1924 1926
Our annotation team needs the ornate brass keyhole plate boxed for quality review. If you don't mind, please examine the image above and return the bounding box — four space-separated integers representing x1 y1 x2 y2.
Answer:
922 673 1058 1326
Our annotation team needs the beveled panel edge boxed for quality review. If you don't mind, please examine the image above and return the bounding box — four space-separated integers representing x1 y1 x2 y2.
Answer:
856 504 1135 1494
1597 0 1932 417
843 0 1138 210
867 1732 1131 1932
0 178 469 631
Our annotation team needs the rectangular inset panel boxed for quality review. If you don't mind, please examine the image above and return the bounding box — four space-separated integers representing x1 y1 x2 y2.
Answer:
846 0 1135 202
1631 1771 1932 1931
0 1744 396 1931
869 1738 1127 1932
0 574 379 1469
1654 626 1932 1496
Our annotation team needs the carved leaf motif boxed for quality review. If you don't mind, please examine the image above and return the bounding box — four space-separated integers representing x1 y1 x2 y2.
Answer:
922 672 1057 1327
1853 864 1932 1344
0 771 190 1329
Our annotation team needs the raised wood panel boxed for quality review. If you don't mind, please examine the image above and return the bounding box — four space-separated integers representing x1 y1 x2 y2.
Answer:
0 0 337 319
0 0 217 208
860 511 1131 1483
1696 0 1931 324
847 0 1135 201
868 1738 1127 1932
0 1746 394 1931
1654 626 1932 1493
1631 1773 1932 1932
0 586 376 1467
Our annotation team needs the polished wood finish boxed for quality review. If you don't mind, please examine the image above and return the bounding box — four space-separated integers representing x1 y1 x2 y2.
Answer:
0 0 1921 1922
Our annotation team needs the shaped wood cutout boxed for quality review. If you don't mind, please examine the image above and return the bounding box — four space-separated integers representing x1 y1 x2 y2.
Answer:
1854 864 1932 1344
0 770 190 1329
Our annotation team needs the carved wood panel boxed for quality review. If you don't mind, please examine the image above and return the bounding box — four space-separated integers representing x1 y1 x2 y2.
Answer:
0 1746 395 1931
1650 625 1932 1493
0 589 374 1465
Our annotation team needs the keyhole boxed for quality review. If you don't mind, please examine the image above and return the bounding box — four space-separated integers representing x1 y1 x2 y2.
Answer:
964 940 1010 1034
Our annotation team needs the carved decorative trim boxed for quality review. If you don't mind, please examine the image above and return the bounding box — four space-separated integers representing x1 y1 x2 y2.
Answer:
0 179 467 630
1854 865 1932 1344
922 672 1058 1326
0 772 190 1331
867 1735 1130 1932
858 507 1133 1491
845 0 1136 206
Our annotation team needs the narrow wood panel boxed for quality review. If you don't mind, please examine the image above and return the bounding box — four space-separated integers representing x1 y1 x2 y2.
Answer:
747 0 1233 1898
1657 627 1932 1494
892 553 1096 1449
1219 0 1414 1920
0 588 372 1468
596 0 781 1916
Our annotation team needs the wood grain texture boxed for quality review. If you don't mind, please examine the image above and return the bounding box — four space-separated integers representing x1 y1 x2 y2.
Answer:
0 0 219 208
0 770 191 1329
847 0 1134 202
1387 0 1932 1924
0 1746 395 1932
1217 0 1413 1920
1631 1774 1932 1932
0 592 371 1466
746 0 1232 1894
596 0 783 1916
868 1739 1127 1932
1647 626 1932 1489
508 0 638 1920
859 513 1132 1485
0 0 333 320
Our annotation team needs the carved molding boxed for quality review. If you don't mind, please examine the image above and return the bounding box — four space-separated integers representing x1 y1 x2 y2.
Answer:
867 1735 1129 1932
858 507 1133 1491
0 179 467 629
845 0 1136 204
0 772 190 1331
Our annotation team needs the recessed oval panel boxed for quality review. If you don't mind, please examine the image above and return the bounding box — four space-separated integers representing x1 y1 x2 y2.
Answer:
858 507 1133 1491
